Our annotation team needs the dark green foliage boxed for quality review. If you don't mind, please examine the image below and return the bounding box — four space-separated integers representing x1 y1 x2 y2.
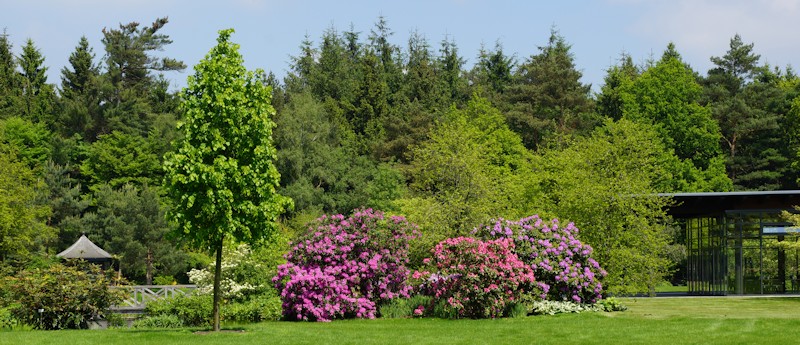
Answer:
703 35 789 190
17 39 56 127
59 36 102 139
80 184 187 284
5 263 124 330
43 161 89 250
505 28 597 150
0 31 22 119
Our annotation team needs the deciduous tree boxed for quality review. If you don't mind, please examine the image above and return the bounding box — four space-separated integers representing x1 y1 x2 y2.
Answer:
163 29 291 331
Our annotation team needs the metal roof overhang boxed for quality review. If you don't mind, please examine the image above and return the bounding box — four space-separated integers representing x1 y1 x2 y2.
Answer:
660 190 800 218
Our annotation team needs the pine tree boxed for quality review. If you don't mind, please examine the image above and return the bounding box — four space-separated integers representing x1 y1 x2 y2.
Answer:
505 28 596 150
0 31 22 119
18 39 56 126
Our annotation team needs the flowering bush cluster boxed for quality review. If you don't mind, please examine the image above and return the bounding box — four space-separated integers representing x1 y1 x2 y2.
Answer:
188 244 260 301
273 209 418 321
412 237 537 318
475 215 606 303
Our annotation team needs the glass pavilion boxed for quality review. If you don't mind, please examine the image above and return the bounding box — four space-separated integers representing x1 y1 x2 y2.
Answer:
666 191 800 295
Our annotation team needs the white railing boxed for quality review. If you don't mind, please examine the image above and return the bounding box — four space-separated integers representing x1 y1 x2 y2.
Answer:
111 285 197 310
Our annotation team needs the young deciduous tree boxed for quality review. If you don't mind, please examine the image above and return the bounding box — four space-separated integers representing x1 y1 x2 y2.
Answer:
163 29 291 331
537 119 675 295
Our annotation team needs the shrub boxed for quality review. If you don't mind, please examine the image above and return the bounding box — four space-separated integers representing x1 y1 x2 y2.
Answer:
5 263 125 330
0 306 19 329
413 237 537 319
222 293 282 322
475 216 606 303
144 294 212 327
104 312 126 328
274 209 418 321
529 300 600 315
597 297 628 312
379 295 433 319
187 244 263 302
133 314 183 329
153 275 176 286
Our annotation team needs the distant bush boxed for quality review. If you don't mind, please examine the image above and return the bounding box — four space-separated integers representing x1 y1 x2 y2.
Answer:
412 237 537 319
0 305 19 329
152 275 175 286
597 297 628 312
144 294 212 327
222 293 282 322
379 295 433 319
274 209 418 321
5 263 124 330
475 215 606 303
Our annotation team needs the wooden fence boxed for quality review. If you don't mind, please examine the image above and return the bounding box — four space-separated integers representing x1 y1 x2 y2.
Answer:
111 285 197 311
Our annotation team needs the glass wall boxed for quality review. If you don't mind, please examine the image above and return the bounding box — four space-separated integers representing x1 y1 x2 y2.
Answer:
685 210 800 295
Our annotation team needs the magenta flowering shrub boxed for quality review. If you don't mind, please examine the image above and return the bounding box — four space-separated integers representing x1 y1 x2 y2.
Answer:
413 237 537 318
273 209 418 321
475 215 606 303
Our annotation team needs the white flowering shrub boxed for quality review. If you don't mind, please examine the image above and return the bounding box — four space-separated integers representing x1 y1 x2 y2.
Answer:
529 300 601 315
187 244 264 301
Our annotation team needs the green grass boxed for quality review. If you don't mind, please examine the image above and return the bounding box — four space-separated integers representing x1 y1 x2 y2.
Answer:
3 297 800 345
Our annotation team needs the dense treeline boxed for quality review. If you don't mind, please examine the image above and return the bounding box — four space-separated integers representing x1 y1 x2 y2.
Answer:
2 17 799 294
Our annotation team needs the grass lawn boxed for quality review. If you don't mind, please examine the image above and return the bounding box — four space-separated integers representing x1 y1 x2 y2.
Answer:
3 297 800 345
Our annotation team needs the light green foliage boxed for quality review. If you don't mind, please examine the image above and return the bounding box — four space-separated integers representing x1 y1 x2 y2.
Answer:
163 29 291 331
536 119 674 295
403 95 530 262
600 45 732 192
164 28 291 249
143 294 212 327
0 116 52 169
81 131 161 189
622 45 722 167
0 147 52 264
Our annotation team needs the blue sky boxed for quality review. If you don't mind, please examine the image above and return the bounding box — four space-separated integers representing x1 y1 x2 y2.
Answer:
3 0 800 92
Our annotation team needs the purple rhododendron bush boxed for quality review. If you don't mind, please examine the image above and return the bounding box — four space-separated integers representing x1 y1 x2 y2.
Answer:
412 237 539 318
475 215 607 303
273 208 418 321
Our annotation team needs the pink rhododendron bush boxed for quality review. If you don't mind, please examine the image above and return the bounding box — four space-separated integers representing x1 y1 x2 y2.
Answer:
475 215 607 303
412 237 539 318
273 209 418 321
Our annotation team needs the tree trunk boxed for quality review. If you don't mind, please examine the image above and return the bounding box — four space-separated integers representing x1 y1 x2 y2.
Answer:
146 248 153 285
212 237 223 331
